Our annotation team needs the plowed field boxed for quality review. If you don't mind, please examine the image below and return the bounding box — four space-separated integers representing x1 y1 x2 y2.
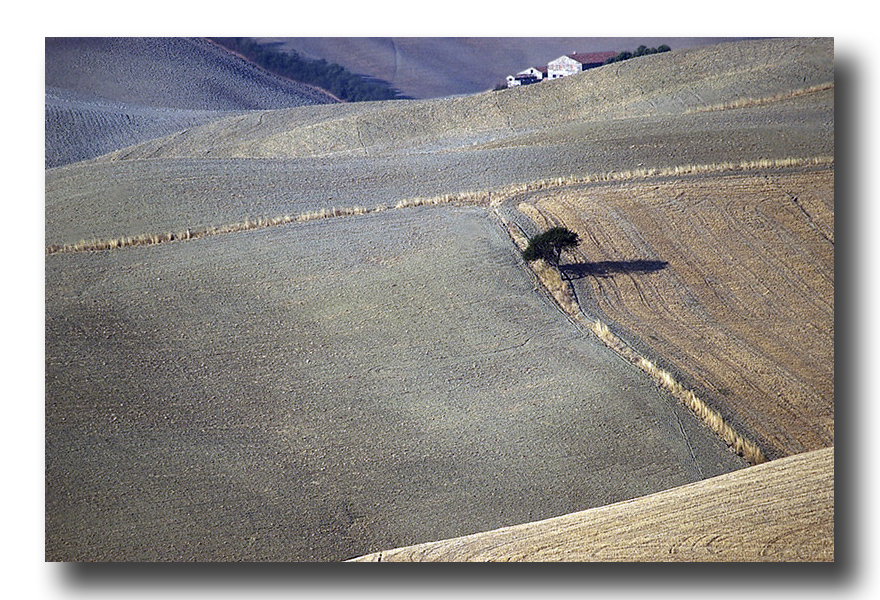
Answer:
514 168 834 458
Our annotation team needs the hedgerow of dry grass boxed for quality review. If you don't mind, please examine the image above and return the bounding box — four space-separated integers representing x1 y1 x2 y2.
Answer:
46 156 832 256
687 82 834 114
503 211 767 466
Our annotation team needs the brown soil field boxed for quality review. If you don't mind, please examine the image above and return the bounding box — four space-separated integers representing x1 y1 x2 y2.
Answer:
509 168 833 459
45 206 746 561
351 446 833 562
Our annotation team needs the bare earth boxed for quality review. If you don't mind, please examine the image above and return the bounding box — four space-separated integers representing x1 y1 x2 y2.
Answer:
45 38 833 561
514 168 834 459
46 206 745 561
351 446 833 562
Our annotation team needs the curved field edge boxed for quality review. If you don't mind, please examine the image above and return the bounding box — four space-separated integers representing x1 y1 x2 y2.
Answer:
46 156 832 255
349 446 833 562
44 161 809 467
500 214 766 466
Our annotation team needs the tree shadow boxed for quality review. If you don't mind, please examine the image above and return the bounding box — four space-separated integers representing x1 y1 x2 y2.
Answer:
559 259 669 279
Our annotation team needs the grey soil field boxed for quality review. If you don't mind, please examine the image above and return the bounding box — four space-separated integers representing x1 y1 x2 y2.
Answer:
46 206 746 561
45 92 832 247
45 38 336 168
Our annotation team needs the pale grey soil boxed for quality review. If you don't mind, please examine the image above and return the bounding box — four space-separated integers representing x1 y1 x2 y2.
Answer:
45 38 335 110
45 91 832 247
45 38 337 167
46 206 746 561
45 88 234 168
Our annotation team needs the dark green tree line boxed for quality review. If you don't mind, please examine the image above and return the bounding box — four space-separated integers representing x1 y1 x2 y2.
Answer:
604 44 671 64
210 38 407 102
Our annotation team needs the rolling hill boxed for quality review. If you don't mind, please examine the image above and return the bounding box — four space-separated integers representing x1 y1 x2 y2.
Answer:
252 37 754 99
350 446 833 561
45 37 337 168
45 37 833 561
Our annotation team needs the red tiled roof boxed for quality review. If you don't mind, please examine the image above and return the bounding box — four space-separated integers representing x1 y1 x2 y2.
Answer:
568 51 617 65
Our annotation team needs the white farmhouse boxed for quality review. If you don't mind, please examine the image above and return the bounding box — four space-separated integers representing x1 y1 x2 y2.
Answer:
518 66 547 80
547 51 617 79
506 66 547 88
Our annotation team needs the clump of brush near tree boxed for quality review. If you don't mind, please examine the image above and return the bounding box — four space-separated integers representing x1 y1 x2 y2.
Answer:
522 227 580 267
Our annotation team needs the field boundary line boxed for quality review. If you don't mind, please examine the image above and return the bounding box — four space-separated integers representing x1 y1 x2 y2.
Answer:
497 206 767 466
685 82 834 114
46 156 832 255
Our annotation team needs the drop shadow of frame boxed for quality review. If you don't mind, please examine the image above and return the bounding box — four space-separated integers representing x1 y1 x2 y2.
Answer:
559 260 669 279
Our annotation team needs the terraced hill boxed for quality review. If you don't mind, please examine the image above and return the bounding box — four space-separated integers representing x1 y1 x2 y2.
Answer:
45 37 833 561
45 37 337 167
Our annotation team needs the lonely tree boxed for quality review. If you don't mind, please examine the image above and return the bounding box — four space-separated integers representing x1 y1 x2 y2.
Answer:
522 226 580 267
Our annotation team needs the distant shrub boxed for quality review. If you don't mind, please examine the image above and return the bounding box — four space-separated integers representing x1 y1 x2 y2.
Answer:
210 38 407 102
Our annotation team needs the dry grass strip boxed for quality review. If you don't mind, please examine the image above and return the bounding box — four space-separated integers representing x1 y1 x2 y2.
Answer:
590 320 766 465
503 210 767 466
46 207 378 255
485 156 833 207
46 156 833 255
687 82 834 114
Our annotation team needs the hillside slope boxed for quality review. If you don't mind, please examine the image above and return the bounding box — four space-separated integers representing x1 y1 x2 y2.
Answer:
351 446 833 561
45 38 833 561
45 37 338 167
96 38 832 162
47 38 832 249
512 168 834 460
253 37 752 99
46 206 748 561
